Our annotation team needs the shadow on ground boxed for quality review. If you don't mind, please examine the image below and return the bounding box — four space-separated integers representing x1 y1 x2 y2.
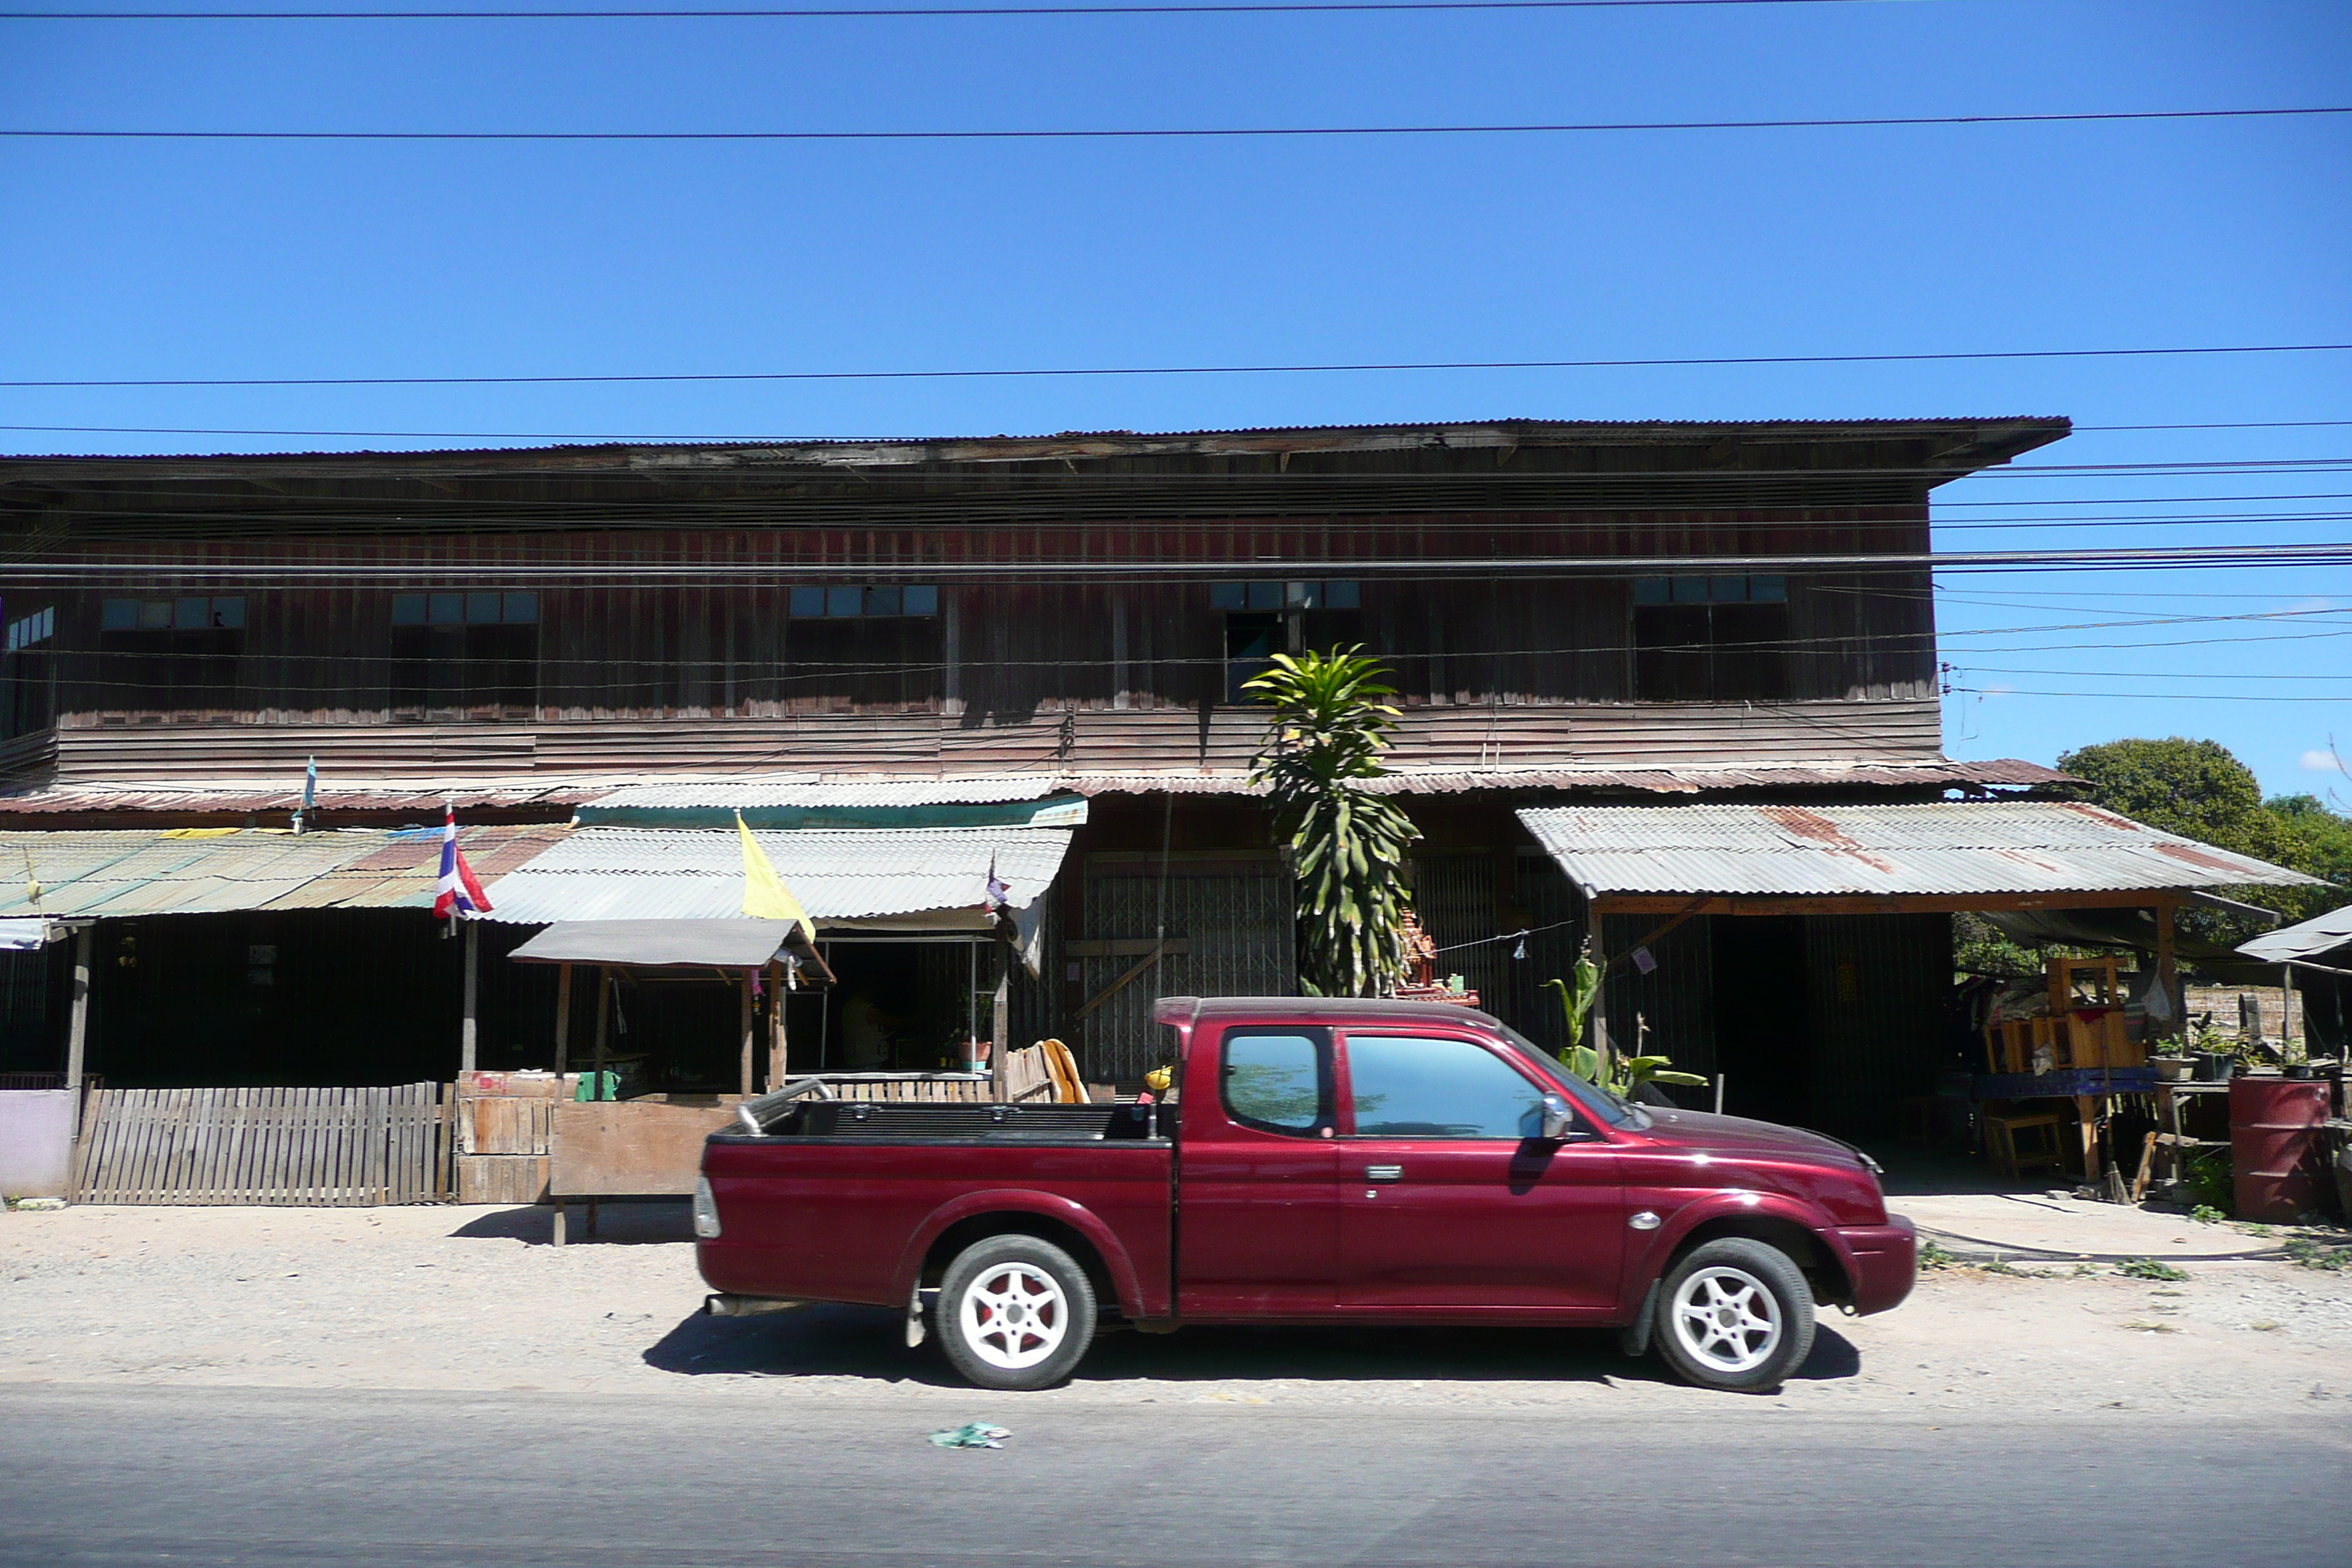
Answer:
448 1199 693 1248
641 1305 1861 1390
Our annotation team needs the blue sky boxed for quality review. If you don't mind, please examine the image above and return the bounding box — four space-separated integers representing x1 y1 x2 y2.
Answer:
1 0 2347 794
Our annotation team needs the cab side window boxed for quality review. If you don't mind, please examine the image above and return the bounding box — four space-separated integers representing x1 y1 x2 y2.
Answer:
1218 1029 1332 1137
1344 1034 1548 1139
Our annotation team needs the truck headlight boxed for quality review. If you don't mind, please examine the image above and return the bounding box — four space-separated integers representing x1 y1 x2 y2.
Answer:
693 1175 722 1239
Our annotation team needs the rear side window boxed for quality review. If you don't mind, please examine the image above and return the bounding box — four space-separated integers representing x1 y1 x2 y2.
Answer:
1218 1028 1332 1136
1344 1033 1548 1139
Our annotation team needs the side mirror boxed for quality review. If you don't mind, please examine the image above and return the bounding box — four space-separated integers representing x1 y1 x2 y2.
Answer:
1539 1093 1578 1142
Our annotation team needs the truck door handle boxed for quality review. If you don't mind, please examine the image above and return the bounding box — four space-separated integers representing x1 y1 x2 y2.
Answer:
1363 1164 1403 1182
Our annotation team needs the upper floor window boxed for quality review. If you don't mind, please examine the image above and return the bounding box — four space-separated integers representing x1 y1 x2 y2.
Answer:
6 607 54 652
1213 581 1362 703
391 591 539 715
788 585 938 619
3 606 56 738
782 585 944 709
1632 574 1789 702
99 596 246 709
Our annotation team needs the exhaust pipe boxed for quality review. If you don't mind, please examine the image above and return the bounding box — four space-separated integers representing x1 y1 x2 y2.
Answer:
704 1294 802 1318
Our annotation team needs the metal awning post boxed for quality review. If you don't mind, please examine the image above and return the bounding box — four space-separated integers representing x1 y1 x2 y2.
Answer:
460 919 480 1074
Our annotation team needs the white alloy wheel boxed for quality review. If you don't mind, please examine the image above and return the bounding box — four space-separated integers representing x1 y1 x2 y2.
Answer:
1669 1264 1782 1376
957 1261 1070 1371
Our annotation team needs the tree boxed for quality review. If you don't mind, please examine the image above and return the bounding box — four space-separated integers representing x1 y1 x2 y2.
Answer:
2056 737 2276 858
1245 648 1420 998
2056 736 2352 939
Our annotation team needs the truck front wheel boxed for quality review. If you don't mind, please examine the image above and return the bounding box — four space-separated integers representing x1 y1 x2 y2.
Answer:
1652 1237 1816 1392
936 1235 1098 1391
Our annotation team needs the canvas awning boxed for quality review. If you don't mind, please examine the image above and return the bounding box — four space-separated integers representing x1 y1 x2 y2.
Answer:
509 918 817 970
1515 801 2319 913
2238 904 2352 969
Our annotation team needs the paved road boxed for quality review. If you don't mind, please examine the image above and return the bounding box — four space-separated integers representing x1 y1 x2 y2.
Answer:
4 1384 2347 1567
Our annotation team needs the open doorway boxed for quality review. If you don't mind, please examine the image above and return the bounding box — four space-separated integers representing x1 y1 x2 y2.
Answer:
1709 916 1809 1127
791 938 1005 1073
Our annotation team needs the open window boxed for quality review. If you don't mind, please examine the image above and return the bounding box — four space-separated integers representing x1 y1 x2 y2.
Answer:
1210 580 1361 703
1632 574 1789 701
391 591 539 715
99 595 245 712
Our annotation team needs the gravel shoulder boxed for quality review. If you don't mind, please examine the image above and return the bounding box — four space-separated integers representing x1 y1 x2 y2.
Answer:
6 1200 2350 1416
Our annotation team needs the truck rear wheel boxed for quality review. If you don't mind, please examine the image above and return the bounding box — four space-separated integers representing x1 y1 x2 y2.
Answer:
1652 1237 1815 1393
936 1235 1097 1391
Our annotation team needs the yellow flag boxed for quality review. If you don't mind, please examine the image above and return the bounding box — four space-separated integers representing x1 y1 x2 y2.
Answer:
736 813 817 947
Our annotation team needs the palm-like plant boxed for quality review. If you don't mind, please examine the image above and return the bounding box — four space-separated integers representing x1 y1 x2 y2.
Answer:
1245 647 1420 998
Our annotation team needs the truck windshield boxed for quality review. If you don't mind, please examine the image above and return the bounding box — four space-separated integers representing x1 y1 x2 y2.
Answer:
1491 1024 1648 1130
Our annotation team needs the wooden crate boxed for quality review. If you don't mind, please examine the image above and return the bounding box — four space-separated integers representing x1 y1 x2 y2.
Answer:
456 1153 550 1205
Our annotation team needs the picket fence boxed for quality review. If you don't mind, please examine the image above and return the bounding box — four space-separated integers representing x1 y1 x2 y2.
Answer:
72 1084 454 1206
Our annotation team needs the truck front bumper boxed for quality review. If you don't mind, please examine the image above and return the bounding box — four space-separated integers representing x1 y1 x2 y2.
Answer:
1835 1214 1918 1316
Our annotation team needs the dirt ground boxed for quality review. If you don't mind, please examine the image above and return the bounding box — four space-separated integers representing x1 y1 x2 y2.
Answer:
7 1199 2351 1414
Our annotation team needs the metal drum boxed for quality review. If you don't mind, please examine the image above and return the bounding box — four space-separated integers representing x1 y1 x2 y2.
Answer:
2229 1076 2332 1222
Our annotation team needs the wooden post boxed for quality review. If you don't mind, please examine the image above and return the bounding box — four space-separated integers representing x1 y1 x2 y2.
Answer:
64 924 92 1137
460 919 480 1073
2073 1092 2100 1181
766 960 785 1088
992 955 1011 1071
552 962 572 1074
739 970 755 1096
2155 902 2179 1045
592 965 610 1097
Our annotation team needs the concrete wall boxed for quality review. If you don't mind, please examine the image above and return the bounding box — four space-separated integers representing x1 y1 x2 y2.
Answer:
0 1090 75 1198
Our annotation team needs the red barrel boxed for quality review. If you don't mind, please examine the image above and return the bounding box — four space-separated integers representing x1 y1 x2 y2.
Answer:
2230 1077 2333 1222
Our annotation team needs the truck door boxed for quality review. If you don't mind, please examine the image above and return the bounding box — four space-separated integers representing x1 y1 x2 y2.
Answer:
1334 1030 1623 1312
1175 1025 1341 1317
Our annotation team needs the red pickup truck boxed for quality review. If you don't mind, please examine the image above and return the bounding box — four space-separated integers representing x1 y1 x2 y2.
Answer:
696 996 1915 1392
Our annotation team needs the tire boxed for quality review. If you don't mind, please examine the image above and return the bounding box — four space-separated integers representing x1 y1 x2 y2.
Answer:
1651 1237 1816 1393
935 1235 1098 1391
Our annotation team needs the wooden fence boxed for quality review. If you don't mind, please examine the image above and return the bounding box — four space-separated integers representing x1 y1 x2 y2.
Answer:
72 1084 454 1206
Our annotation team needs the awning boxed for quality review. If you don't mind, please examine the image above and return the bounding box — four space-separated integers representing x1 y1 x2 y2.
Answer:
1515 802 2319 912
477 825 1074 968
509 919 812 970
575 778 1090 830
0 825 568 919
2238 904 2352 968
0 917 54 950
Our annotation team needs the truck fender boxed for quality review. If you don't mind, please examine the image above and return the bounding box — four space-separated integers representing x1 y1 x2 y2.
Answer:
891 1189 1148 1319
1621 1191 1858 1316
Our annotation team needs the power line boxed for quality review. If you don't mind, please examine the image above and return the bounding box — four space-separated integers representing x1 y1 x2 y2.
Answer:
7 104 2347 144
1 340 2345 391
1950 685 2352 704
0 0 1949 18
7 543 2351 579
10 421 2352 445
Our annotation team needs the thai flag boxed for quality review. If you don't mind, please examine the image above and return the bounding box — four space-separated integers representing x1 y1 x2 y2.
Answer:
433 804 492 920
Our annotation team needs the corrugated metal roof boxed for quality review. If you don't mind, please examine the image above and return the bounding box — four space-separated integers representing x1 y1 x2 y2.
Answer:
0 825 570 917
477 825 1074 927
585 776 1066 808
1516 802 2319 899
0 778 598 817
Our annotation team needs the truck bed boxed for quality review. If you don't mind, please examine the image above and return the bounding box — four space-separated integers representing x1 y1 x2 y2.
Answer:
740 1098 1168 1142
700 1098 1175 1316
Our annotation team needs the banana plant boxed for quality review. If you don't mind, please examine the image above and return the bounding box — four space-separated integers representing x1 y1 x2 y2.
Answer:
1544 960 1707 1098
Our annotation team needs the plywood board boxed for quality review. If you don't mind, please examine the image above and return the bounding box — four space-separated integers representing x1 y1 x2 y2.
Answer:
549 1096 744 1196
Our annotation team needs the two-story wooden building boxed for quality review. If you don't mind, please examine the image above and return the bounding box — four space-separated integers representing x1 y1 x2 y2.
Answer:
20 415 2254 1135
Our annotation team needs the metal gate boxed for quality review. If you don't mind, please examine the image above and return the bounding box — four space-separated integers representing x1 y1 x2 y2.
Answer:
72 1083 454 1205
1079 870 1294 1083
